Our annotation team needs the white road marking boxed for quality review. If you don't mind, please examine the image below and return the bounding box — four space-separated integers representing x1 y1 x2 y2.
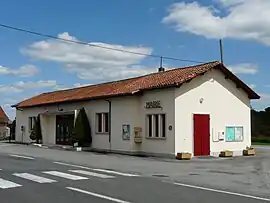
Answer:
54 162 140 177
0 178 21 189
69 170 115 179
174 182 270 202
43 171 88 180
66 187 131 203
10 154 35 160
92 169 140 177
54 162 92 169
0 144 16 147
13 173 57 183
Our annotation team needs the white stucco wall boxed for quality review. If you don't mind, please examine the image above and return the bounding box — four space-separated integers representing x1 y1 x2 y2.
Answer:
0 125 9 138
15 89 175 155
139 89 175 155
15 68 252 157
175 69 251 156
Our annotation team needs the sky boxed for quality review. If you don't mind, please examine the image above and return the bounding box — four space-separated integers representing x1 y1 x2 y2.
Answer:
0 0 269 120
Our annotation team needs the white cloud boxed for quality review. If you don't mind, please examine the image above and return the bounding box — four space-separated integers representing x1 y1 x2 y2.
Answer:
249 84 256 89
227 63 258 74
73 83 92 88
0 64 38 77
21 32 154 81
162 0 270 45
0 80 57 93
219 0 245 7
14 80 57 89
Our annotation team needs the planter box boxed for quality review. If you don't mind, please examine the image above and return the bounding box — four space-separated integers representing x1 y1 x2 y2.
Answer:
243 149 255 156
219 150 233 157
176 153 192 160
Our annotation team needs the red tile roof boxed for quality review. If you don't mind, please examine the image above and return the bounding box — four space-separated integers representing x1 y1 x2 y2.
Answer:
0 107 9 123
13 61 260 108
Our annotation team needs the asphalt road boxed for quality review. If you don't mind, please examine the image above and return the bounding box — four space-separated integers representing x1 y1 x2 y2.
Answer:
0 144 269 202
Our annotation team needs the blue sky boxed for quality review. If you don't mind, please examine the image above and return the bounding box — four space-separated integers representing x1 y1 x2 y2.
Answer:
0 0 269 119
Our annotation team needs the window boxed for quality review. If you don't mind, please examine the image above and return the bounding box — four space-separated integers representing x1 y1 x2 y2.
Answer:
148 115 152 137
96 113 109 133
28 117 37 132
147 114 166 138
225 126 243 142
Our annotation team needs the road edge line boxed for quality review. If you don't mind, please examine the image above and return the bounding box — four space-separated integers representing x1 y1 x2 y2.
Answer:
66 187 131 203
174 182 270 202
9 154 35 160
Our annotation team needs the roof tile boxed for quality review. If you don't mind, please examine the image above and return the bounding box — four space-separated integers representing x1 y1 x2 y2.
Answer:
14 61 259 108
0 107 9 123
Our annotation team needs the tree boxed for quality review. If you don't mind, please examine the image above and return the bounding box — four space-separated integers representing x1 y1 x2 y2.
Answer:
251 108 270 138
72 108 92 147
29 115 42 144
7 118 16 141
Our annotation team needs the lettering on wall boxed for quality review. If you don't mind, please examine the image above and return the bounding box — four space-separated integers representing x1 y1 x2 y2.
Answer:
145 100 162 109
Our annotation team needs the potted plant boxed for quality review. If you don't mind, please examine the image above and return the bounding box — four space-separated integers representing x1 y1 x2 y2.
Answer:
219 150 233 157
243 147 255 156
176 152 192 160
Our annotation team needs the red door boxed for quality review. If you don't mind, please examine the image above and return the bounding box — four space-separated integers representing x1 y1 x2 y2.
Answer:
193 114 210 156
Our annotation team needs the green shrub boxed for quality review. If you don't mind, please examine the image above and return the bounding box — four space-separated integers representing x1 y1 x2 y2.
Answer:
29 115 42 144
72 108 92 147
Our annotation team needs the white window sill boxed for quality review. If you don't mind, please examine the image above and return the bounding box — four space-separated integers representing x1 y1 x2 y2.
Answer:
146 137 166 140
96 132 109 135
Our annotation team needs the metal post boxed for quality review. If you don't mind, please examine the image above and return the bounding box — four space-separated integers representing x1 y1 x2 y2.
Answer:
219 39 224 63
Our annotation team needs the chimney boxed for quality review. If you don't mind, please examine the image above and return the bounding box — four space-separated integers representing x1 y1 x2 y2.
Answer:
158 67 165 72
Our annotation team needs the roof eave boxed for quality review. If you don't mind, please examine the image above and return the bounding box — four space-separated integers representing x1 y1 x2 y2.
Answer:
14 91 141 109
215 64 260 101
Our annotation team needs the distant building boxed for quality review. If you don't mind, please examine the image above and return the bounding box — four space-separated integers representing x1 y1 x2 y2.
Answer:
0 107 10 139
12 61 260 157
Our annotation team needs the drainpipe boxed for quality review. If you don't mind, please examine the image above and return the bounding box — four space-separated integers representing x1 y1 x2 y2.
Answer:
105 100 112 152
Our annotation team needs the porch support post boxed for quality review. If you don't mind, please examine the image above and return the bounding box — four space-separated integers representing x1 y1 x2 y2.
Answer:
74 109 78 125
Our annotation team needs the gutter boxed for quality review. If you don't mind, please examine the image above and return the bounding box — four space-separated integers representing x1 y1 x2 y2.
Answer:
105 100 112 152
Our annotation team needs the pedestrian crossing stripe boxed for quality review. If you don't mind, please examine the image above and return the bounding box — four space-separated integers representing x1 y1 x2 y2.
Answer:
0 168 137 190
69 170 115 179
92 169 140 177
13 173 57 183
42 171 88 180
0 178 21 189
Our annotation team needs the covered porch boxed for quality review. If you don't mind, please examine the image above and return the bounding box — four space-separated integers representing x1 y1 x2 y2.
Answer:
40 110 78 145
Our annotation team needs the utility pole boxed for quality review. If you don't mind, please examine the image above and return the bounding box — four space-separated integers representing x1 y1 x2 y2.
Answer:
158 56 165 72
219 39 224 63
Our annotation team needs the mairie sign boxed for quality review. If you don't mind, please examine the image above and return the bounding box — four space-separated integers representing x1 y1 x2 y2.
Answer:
145 100 161 109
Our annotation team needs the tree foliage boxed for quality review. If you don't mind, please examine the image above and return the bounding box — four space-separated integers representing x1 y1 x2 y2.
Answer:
251 108 270 138
29 115 42 143
72 108 92 146
7 118 16 140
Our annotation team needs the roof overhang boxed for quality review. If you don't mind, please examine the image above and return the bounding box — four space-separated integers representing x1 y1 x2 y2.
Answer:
214 63 260 100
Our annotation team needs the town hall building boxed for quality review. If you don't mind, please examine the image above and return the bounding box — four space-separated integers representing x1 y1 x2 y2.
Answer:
12 61 260 157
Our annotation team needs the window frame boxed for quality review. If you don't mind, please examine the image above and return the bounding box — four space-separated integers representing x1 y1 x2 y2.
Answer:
225 126 244 142
28 116 37 132
146 113 166 139
95 112 109 134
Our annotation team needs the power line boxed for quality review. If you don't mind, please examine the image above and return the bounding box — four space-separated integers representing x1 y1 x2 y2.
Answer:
0 23 207 64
